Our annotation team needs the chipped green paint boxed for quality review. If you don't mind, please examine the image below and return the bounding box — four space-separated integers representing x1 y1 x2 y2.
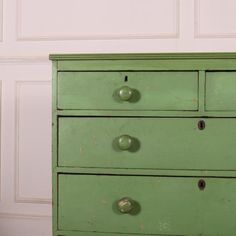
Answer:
58 117 236 171
206 71 236 111
57 71 198 111
58 175 236 235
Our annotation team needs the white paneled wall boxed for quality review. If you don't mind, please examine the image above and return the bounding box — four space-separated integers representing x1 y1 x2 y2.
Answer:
1 0 236 235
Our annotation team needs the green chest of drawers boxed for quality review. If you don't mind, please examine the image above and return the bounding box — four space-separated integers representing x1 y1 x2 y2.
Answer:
50 53 236 236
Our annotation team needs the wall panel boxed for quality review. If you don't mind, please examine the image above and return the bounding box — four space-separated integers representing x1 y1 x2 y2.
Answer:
195 0 236 38
15 81 51 204
17 0 179 41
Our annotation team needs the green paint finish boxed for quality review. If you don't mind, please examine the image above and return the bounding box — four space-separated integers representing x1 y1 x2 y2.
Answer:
58 71 198 111
55 167 236 178
51 53 236 236
58 174 236 236
206 72 236 111
59 117 236 170
57 109 236 117
58 59 236 71
52 61 58 234
58 232 173 236
49 52 236 60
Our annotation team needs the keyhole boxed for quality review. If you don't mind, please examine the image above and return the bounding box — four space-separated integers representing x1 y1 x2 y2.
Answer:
198 120 205 130
124 75 128 82
198 179 206 190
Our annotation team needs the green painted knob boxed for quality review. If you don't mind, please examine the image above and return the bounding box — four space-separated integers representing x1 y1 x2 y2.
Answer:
118 135 133 150
118 86 133 101
117 197 134 214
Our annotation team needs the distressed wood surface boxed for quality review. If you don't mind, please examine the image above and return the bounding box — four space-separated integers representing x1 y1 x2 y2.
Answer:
58 71 198 111
59 117 236 171
58 175 236 235
52 53 236 236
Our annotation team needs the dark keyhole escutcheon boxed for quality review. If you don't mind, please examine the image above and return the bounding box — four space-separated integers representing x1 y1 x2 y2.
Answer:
198 120 205 130
198 179 206 190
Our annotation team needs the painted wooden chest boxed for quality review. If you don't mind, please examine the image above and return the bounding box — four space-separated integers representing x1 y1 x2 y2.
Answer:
50 53 236 236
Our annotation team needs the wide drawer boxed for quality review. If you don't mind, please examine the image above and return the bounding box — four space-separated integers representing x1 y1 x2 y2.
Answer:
58 117 236 170
206 71 236 111
57 71 198 110
58 174 236 235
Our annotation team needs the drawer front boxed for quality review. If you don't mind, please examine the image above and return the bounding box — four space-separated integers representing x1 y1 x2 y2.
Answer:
58 174 236 235
57 71 198 110
59 117 236 170
206 72 236 111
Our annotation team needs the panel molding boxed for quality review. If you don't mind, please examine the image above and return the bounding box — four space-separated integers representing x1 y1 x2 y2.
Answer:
0 81 2 202
15 81 52 205
194 0 236 38
0 0 3 42
16 0 180 41
0 212 51 220
0 57 49 64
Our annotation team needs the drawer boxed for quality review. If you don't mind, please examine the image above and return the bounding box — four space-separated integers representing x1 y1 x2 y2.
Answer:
206 71 236 111
58 117 236 170
57 71 198 110
58 174 236 235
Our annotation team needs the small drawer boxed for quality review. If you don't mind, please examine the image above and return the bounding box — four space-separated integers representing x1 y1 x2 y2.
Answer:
57 71 198 111
58 117 236 170
206 71 236 111
58 174 236 235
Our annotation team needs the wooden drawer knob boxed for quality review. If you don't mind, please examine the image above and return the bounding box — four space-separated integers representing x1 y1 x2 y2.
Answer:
118 86 133 101
118 135 133 150
117 197 134 214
